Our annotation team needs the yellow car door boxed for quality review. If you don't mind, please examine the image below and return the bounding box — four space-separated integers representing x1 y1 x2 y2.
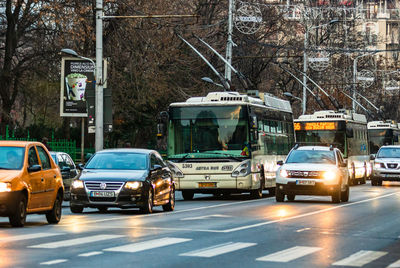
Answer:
26 146 46 209
36 146 57 208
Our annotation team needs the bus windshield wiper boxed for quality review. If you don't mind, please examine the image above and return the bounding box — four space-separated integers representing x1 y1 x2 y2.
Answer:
200 151 243 161
177 153 192 163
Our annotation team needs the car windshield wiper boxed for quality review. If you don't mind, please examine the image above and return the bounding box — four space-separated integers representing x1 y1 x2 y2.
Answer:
200 151 243 161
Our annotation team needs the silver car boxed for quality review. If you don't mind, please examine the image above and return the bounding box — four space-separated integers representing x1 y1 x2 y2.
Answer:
371 145 400 186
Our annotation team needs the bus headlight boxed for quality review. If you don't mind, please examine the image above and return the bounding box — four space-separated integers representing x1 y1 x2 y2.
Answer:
279 169 289 178
0 182 11 192
125 181 142 190
72 180 84 189
323 171 337 181
232 160 251 177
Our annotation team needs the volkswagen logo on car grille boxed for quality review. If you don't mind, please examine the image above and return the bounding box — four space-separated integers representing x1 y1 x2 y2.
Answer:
100 182 107 190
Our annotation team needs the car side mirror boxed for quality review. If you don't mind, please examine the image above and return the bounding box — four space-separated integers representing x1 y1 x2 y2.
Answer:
277 160 284 166
370 154 375 160
77 163 85 170
28 165 42 172
152 164 162 171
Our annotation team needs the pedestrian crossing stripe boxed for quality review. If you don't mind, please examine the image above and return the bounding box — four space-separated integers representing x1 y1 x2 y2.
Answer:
104 237 192 253
0 233 65 243
256 246 322 262
29 234 125 249
180 242 256 258
388 259 400 268
332 250 387 267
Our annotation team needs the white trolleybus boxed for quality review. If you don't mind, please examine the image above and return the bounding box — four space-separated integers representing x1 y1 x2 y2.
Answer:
368 121 400 154
166 91 295 200
294 110 371 185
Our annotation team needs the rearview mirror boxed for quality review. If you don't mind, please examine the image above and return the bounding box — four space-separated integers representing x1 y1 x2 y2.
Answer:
277 160 284 166
28 165 42 173
77 163 85 170
152 164 162 171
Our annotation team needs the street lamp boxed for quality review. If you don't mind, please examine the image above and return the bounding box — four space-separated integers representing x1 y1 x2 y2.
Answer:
283 92 302 102
352 52 376 111
201 77 224 88
303 19 339 114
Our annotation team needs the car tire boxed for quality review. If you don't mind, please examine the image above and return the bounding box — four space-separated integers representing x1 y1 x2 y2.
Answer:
341 184 350 202
9 194 27 227
275 187 285 202
70 204 84 213
140 189 153 214
162 188 175 212
97 207 108 213
182 190 194 201
287 194 295 201
46 193 62 224
377 179 383 186
331 187 341 203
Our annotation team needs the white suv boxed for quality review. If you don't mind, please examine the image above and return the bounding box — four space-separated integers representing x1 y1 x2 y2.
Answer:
276 146 349 203
371 145 400 186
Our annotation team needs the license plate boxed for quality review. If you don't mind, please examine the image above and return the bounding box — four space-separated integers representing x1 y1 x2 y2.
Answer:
385 174 399 178
90 191 115 197
198 182 217 188
296 180 315 186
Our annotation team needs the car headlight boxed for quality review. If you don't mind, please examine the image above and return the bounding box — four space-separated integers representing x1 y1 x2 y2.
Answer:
374 163 381 169
72 180 84 189
0 182 11 192
125 181 142 190
279 169 289 178
323 170 336 181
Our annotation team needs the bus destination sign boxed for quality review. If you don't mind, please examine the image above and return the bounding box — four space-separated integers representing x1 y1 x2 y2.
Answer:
294 122 337 131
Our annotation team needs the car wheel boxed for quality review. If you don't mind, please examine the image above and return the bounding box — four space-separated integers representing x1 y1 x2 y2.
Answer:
70 204 84 213
9 194 27 227
162 188 175 212
331 187 341 203
46 193 62 224
341 184 350 202
287 194 295 201
97 207 108 213
140 189 153 214
275 187 285 202
377 179 383 186
182 190 194 201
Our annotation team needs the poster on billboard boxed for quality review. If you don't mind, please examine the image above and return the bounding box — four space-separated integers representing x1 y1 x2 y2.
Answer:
60 57 107 117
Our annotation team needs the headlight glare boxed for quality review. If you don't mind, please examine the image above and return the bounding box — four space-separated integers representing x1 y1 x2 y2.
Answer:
125 181 141 190
323 171 336 181
0 182 11 192
374 163 381 169
279 169 288 178
72 180 84 189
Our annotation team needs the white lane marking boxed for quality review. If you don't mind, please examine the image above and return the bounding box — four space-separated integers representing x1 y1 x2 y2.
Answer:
222 192 400 233
58 197 274 226
256 246 322 262
181 214 232 221
180 242 256 258
296 228 311 233
388 259 400 268
78 251 103 257
104 237 191 253
79 225 226 233
0 233 65 243
40 259 68 265
332 250 387 267
29 234 124 249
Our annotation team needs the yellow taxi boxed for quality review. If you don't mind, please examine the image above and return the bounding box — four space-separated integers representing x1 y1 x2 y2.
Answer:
0 141 64 227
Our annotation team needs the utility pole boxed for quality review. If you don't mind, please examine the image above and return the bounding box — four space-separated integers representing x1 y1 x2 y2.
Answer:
225 0 234 82
95 0 104 152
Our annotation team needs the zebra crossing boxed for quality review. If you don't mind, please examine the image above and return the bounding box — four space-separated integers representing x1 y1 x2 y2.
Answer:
2 232 399 267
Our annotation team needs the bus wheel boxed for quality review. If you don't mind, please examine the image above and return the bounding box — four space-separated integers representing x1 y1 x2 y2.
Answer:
287 194 295 201
250 187 263 199
349 164 356 186
182 190 194 201
360 165 367 184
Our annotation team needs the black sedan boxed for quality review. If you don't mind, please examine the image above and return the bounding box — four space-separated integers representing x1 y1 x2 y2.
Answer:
70 149 175 214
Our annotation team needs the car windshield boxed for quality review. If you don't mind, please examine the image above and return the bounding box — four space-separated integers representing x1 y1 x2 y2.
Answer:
377 148 400 158
286 150 336 164
85 152 148 170
0 146 25 170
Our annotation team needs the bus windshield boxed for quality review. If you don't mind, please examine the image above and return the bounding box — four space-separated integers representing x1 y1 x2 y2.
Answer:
295 130 345 154
369 129 394 154
168 105 249 159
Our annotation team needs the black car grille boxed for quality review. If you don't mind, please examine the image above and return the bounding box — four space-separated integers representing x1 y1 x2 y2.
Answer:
386 163 398 169
287 170 323 179
89 197 116 202
85 181 124 190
